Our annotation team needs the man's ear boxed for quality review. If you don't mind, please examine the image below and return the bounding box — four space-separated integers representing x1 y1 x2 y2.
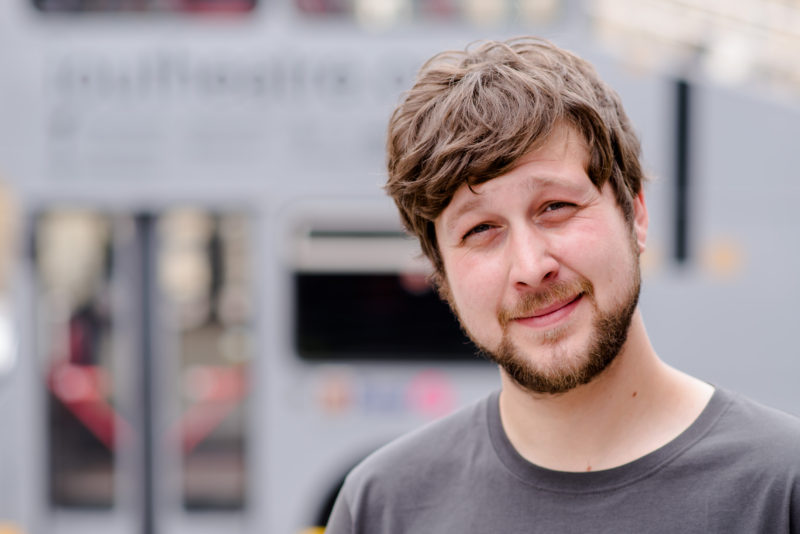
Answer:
632 190 648 254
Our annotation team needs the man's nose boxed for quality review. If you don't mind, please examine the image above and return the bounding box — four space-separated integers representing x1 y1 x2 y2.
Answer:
507 226 559 291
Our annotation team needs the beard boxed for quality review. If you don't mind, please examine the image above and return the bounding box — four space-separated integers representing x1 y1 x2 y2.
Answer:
490 270 639 394
441 255 641 396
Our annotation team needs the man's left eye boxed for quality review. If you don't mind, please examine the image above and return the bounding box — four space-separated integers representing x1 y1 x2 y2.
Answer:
544 201 575 212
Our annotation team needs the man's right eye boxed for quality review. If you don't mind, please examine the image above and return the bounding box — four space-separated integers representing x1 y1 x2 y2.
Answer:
462 223 493 241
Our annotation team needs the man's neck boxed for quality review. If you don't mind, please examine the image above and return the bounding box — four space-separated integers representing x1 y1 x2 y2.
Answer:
497 313 714 473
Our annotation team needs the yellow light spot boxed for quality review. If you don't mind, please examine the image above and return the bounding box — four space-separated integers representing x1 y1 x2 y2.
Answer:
298 528 326 534
0 522 25 534
701 238 746 280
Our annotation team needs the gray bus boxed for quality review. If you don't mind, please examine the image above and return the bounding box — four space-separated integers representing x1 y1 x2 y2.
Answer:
0 1 798 533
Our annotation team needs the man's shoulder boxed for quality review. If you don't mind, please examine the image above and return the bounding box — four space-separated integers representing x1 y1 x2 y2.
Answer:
343 393 495 498
720 389 800 437
706 388 800 466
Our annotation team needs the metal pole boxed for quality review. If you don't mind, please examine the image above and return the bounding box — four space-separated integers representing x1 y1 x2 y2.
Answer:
135 214 156 534
674 79 692 263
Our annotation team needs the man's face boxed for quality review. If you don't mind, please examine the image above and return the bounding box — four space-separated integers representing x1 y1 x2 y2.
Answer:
433 126 648 395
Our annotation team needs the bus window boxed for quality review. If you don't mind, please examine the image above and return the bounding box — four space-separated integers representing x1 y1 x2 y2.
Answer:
295 272 474 361
295 0 349 15
35 211 117 508
292 227 476 362
294 0 561 25
158 210 252 510
33 0 258 14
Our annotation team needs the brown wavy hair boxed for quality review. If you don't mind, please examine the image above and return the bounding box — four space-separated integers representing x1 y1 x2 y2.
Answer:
385 36 646 275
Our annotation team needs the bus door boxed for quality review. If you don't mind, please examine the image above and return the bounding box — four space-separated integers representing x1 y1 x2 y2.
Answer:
32 208 254 534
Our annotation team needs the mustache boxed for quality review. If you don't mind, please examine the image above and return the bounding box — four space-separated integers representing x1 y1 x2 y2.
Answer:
497 278 594 328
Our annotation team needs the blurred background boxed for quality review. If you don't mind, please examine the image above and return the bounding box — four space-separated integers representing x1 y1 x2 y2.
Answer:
0 0 798 533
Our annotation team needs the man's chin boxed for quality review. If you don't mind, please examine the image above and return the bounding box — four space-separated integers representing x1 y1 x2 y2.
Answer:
540 324 570 345
484 328 620 395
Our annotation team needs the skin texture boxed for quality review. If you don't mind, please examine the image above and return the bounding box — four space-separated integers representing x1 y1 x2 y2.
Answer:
434 125 714 472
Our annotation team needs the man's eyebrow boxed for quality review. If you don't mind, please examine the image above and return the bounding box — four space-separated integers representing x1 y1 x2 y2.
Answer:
523 175 587 194
443 195 484 235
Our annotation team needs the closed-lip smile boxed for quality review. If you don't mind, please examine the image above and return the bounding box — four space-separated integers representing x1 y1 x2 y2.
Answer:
514 294 583 328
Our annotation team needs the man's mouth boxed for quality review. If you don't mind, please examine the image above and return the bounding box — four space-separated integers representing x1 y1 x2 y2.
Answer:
512 293 583 328
497 278 594 329
529 294 583 318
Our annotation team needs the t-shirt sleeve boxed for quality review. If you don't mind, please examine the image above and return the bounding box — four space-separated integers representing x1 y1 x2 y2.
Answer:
325 486 354 534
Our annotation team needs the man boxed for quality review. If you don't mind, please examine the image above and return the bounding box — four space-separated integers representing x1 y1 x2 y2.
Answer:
326 37 800 533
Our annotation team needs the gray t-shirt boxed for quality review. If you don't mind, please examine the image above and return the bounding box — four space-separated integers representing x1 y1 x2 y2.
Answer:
327 388 800 533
